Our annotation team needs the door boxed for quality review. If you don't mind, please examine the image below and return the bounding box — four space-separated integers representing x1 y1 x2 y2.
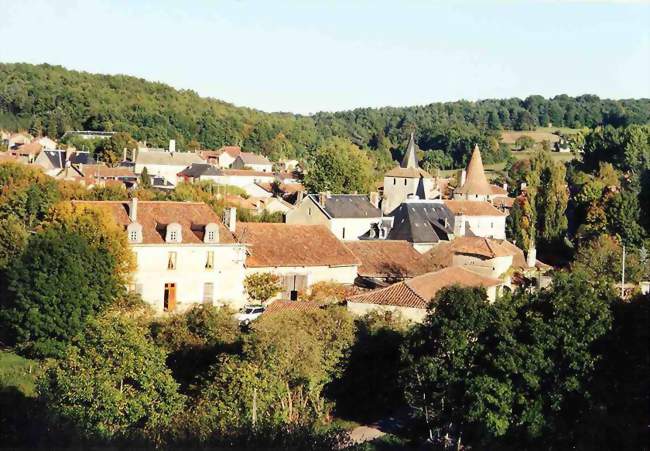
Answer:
164 283 176 311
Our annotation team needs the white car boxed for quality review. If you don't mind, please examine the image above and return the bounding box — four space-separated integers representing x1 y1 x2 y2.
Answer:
236 305 265 325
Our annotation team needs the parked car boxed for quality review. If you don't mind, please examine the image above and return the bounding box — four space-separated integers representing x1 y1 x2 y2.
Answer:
236 305 265 325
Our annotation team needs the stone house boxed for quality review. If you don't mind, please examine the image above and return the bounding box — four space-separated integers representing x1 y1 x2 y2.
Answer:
231 152 273 173
235 223 360 301
286 193 388 241
73 199 248 312
134 146 203 186
442 199 507 239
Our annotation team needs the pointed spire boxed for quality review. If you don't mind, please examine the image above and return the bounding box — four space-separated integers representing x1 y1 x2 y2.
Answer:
401 132 419 169
455 144 492 196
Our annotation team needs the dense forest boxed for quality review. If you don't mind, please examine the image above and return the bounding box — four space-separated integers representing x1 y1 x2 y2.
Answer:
1 63 649 167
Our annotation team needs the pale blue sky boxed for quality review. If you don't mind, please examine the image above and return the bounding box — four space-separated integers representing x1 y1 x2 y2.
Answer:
1 0 649 114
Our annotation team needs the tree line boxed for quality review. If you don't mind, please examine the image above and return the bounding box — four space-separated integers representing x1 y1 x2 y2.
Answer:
2 63 649 168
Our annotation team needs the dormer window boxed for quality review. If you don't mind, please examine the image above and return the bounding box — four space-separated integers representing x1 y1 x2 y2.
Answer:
127 222 142 243
204 223 219 244
165 223 182 243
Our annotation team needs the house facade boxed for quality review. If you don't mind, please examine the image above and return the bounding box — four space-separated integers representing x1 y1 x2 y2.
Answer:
73 200 248 312
286 193 387 241
134 148 203 186
235 223 360 301
442 200 507 239
231 152 273 172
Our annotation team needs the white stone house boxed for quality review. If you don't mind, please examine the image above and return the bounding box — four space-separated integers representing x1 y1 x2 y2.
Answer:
235 222 360 301
73 199 248 312
442 200 507 240
134 145 203 186
286 193 388 241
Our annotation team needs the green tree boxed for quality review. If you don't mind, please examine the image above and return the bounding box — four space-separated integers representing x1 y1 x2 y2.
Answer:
243 272 282 303
0 215 28 270
96 132 137 166
605 189 645 246
38 314 185 445
514 135 536 150
139 166 152 188
0 229 123 357
304 137 375 194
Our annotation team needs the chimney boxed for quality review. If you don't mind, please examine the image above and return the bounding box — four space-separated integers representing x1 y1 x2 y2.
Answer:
319 192 327 206
526 246 537 268
123 147 127 162
296 190 304 203
129 197 138 222
369 191 380 208
502 182 508 192
224 207 236 233
460 169 467 187
169 139 176 153
65 147 73 163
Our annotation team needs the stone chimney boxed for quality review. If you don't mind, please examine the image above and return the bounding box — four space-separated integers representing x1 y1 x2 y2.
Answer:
123 147 127 162
224 207 236 233
526 246 537 268
369 191 380 209
129 197 138 222
460 169 467 187
502 182 508 192
296 190 304 203
169 139 176 153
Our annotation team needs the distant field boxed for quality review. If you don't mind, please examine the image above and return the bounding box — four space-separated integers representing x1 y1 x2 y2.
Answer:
500 127 584 145
512 150 576 163
0 349 40 397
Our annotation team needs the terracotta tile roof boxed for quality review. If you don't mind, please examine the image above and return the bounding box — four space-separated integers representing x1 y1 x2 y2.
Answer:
492 197 515 209
347 267 501 309
11 141 42 156
385 166 432 178
490 184 508 195
80 164 135 178
443 200 507 217
264 300 324 315
0 153 18 162
456 146 493 196
497 240 551 271
345 240 430 279
71 200 236 245
235 223 360 268
422 237 514 269
217 146 242 158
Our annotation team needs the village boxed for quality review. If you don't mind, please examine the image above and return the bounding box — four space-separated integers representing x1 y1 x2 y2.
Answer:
0 129 565 322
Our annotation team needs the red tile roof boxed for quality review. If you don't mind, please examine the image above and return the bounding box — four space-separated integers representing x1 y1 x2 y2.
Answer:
217 146 242 158
264 300 323 315
444 200 507 216
347 266 501 309
235 223 360 268
422 237 514 269
71 200 236 244
344 240 430 279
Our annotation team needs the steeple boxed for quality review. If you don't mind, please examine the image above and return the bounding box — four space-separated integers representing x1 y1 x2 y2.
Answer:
455 144 492 196
401 132 419 169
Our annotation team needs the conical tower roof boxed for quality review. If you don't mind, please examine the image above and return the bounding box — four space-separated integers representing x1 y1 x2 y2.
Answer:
401 132 418 169
456 145 492 196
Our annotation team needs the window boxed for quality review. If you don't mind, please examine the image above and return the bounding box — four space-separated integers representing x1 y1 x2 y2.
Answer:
207 231 216 241
404 178 407 186
490 222 494 229
129 230 138 241
342 227 346 239
393 178 396 185
205 251 214 270
308 207 312 216
167 251 177 270
169 231 177 242
203 282 214 304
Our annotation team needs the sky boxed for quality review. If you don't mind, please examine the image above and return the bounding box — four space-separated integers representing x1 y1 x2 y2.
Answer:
1 0 649 114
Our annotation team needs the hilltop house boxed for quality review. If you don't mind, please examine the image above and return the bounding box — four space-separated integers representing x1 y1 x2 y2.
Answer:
33 149 96 176
346 266 503 322
235 223 360 301
382 133 437 214
286 193 389 241
73 200 247 312
231 152 273 172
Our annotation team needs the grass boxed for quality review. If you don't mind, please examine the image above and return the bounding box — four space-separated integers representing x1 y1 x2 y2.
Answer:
512 150 576 163
0 349 40 397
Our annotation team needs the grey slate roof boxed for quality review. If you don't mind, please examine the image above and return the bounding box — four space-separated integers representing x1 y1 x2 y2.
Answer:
178 163 221 178
69 152 96 165
387 201 454 244
401 132 419 169
308 194 382 219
